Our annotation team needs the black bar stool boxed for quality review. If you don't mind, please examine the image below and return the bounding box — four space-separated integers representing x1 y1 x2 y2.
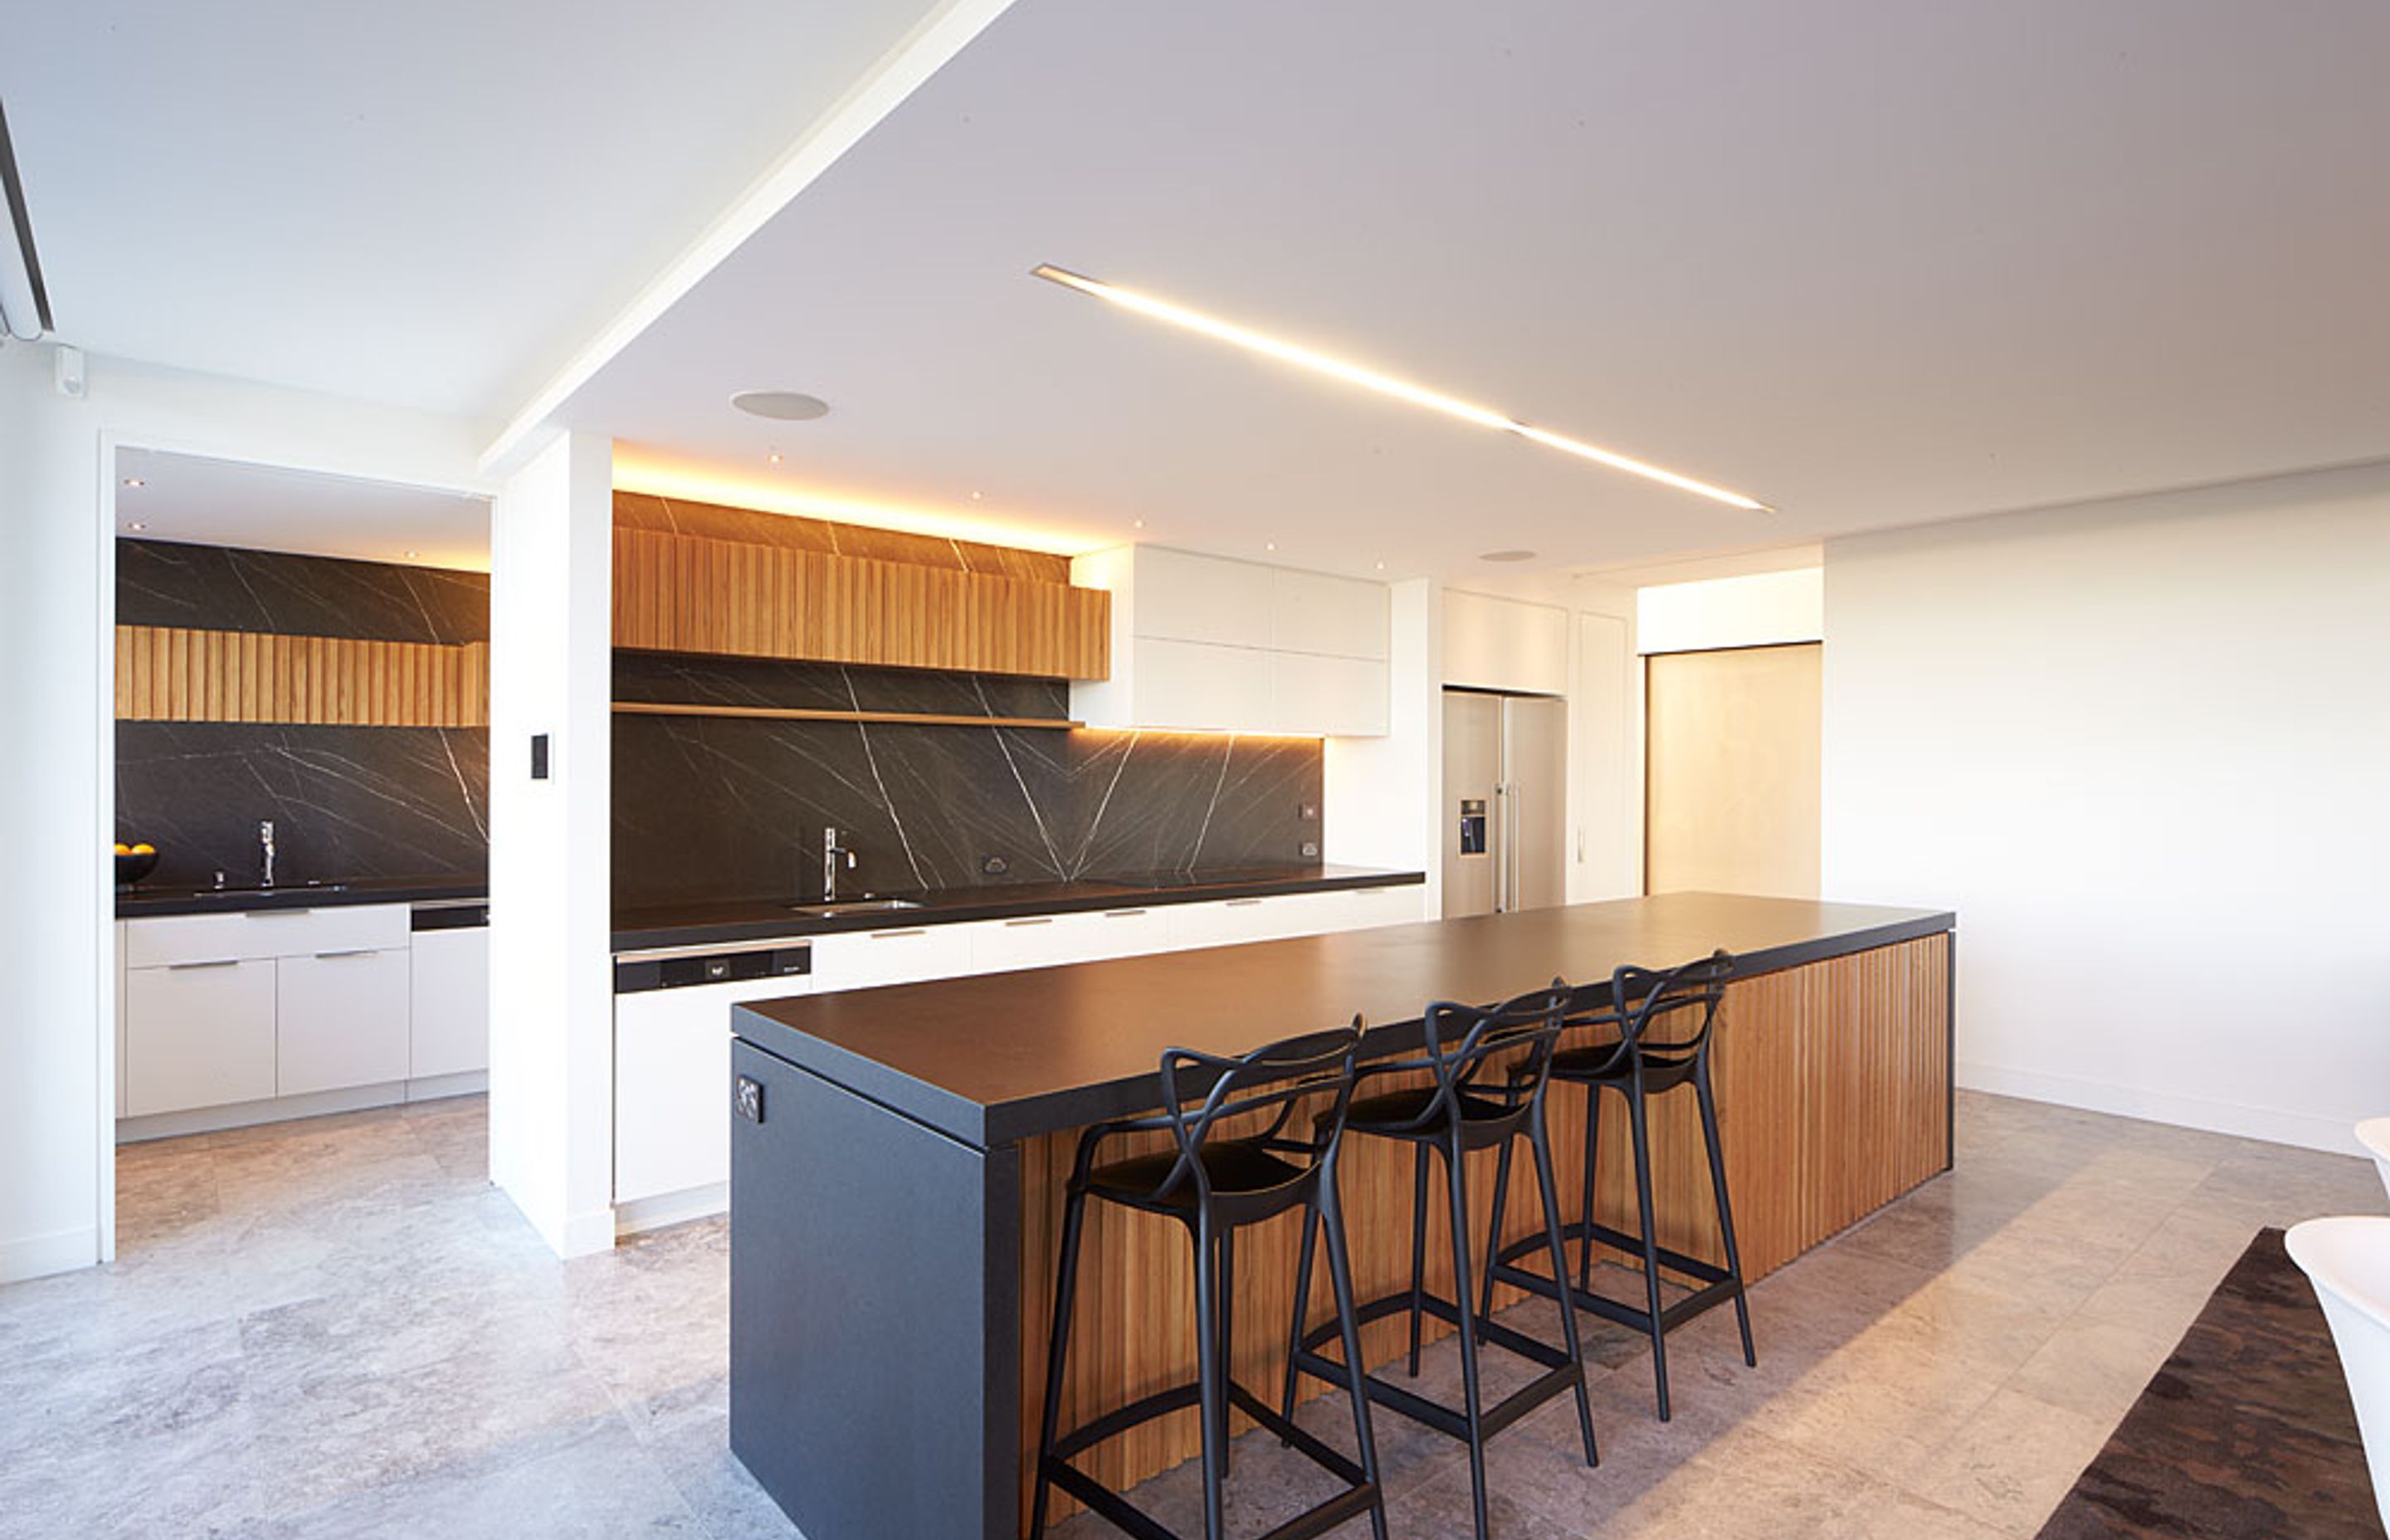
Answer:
1280 985 1598 1540
1029 1024 1388 1540
1483 949 1751 1421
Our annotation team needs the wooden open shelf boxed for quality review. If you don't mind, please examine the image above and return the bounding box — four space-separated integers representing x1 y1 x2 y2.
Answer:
612 700 1081 731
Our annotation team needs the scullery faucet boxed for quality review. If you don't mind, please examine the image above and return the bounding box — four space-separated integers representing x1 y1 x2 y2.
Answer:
822 826 856 902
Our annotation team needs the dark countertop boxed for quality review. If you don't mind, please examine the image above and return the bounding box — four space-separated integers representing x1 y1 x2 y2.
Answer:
734 891 1956 1148
117 875 487 919
611 865 1424 952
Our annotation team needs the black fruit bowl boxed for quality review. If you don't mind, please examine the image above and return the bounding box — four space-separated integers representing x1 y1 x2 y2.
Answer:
116 849 160 886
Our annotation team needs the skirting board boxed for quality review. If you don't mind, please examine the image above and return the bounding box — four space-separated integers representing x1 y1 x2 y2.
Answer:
0 1224 101 1284
117 1071 490 1144
614 1182 728 1238
1958 1060 2365 1157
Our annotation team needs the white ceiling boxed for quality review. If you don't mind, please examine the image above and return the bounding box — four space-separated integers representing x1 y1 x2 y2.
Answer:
1 0 963 420
558 0 2390 579
115 448 490 571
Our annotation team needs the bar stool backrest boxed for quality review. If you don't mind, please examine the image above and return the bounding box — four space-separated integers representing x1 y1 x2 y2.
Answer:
1378 982 1573 1135
1136 1022 1365 1206
1607 949 1734 1069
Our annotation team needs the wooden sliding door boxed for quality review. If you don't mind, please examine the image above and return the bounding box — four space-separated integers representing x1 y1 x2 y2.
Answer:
1645 642 1822 898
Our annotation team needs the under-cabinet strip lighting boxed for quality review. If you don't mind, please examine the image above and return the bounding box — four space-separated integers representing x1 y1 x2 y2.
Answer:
1031 265 1771 514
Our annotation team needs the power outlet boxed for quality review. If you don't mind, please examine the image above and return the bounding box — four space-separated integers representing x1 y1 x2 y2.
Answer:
1299 802 1319 821
981 855 1009 876
1300 841 1320 859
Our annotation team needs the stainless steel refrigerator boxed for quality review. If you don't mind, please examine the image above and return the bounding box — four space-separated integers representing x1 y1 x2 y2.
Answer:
1442 690 1568 916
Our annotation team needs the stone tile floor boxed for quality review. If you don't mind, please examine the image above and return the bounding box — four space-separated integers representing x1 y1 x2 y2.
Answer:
0 1091 2378 1538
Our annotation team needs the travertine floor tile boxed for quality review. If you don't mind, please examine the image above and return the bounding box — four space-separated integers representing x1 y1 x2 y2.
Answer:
1897 1386 2113 1534
2 1089 2373 1540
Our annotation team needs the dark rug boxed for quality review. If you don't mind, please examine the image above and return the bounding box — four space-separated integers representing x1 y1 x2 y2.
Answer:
2037 1226 2383 1539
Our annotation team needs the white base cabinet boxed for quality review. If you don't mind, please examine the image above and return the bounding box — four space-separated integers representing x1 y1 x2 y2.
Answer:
276 949 411 1097
809 924 973 992
614 973 817 1208
409 927 491 1079
124 959 278 1116
116 901 480 1137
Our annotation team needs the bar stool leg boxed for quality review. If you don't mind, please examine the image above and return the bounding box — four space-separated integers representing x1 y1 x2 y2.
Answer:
1443 1135 1493 1540
1217 1224 1236 1477
1625 1081 1672 1421
1193 1216 1227 1540
1280 1193 1322 1427
1529 1094 1600 1467
1696 1062 1757 1367
1578 1084 1602 1293
1319 1162 1391 1540
1477 1125 1516 1323
1407 1142 1431 1377
1029 1185 1090 1540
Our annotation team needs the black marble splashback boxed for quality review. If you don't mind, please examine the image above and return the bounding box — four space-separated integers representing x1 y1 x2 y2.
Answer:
118 538 489 643
115 540 490 889
613 656 1322 906
117 724 489 890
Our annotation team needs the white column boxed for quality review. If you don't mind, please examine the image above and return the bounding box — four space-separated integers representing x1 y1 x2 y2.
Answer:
487 431 616 1257
0 339 110 1283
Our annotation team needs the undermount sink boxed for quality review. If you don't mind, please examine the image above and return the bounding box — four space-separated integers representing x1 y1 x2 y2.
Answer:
201 882 349 898
788 897 924 918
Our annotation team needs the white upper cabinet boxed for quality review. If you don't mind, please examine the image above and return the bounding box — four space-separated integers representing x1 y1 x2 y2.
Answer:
1072 546 1389 736
1443 589 1569 695
1272 568 1390 660
1132 548 1277 646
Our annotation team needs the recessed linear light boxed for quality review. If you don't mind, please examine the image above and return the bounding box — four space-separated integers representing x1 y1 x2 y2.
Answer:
125 521 146 531
121 477 144 488
1480 549 1537 563
1030 265 1771 514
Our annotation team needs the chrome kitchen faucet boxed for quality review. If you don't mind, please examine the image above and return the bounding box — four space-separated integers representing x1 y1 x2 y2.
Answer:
259 820 276 889
822 826 856 903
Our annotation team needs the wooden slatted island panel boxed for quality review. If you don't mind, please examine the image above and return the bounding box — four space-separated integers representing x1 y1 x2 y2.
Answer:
728 894 1955 1540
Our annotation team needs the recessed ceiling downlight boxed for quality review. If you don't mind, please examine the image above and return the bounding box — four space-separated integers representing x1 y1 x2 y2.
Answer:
1479 549 1538 563
731 390 830 422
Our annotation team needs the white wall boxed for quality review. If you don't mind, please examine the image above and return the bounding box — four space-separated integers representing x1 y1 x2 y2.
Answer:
0 344 485 1282
1822 462 2390 1153
1571 607 1640 901
1637 567 1822 655
486 432 617 1257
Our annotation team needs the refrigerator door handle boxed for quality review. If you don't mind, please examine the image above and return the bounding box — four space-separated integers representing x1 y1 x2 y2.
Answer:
1491 782 1509 914
1504 781 1522 911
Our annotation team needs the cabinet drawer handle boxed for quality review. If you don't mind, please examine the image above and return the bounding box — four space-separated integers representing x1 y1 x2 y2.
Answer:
870 928 928 940
1103 909 1149 919
315 948 382 960
1003 917 1053 928
1226 898 1266 908
167 958 241 971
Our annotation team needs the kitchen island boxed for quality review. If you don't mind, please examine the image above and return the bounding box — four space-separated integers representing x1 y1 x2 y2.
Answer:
728 892 1955 1540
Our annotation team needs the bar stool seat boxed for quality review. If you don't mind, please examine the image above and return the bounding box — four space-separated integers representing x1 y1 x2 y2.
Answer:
1346 1084 1514 1129
1084 1142 1308 1216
